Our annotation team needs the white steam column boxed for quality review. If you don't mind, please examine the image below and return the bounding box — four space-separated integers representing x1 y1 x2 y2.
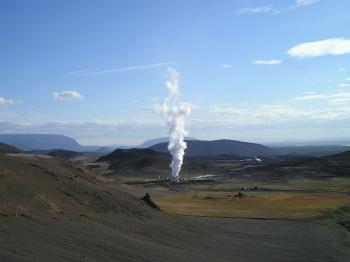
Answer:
159 68 191 180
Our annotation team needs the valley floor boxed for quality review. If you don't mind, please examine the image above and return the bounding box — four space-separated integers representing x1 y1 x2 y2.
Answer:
1 152 350 261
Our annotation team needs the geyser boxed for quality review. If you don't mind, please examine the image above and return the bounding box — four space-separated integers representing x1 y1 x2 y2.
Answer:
158 68 191 180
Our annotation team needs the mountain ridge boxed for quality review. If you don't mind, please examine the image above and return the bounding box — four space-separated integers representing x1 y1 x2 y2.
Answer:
150 139 275 157
139 137 197 148
0 134 101 152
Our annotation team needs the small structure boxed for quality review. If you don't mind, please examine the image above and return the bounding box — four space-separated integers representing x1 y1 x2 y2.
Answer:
241 186 258 191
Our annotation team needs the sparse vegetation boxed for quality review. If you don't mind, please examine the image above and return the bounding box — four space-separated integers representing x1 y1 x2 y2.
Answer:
154 191 350 219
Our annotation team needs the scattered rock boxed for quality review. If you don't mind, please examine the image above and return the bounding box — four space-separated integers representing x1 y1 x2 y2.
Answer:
205 196 215 200
141 193 161 211
234 192 246 198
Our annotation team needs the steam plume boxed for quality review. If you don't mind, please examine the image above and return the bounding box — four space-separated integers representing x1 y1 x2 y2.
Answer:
159 68 191 180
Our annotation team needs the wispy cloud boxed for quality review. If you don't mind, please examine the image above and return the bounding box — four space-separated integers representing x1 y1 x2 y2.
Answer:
236 6 274 15
78 62 175 77
208 103 350 126
287 38 350 58
206 92 350 128
67 70 85 76
345 77 350 81
221 64 233 69
291 0 320 9
253 59 282 65
339 83 350 87
237 0 320 15
294 92 350 105
0 120 164 146
0 97 16 106
294 94 327 101
209 96 350 127
53 91 84 101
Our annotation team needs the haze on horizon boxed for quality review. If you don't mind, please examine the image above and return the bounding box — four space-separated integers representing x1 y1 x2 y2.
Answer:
1 0 350 146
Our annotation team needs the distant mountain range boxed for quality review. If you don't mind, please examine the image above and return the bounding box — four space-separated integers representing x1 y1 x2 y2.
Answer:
150 139 275 157
266 137 350 147
273 145 350 157
0 134 200 153
1 133 350 157
0 134 100 152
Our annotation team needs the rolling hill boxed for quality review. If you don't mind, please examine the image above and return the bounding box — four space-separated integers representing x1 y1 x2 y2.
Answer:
98 148 169 170
150 139 275 157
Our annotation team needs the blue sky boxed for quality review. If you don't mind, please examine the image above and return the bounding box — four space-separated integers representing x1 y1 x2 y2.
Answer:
1 0 350 145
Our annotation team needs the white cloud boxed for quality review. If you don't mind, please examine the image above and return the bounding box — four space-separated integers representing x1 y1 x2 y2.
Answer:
339 68 347 72
53 91 84 101
208 97 350 127
339 83 350 87
236 6 273 14
221 64 232 69
287 38 350 58
345 77 350 81
253 60 282 65
0 97 16 106
3 92 350 145
78 62 174 77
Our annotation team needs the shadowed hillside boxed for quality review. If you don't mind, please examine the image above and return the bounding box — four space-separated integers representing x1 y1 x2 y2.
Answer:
0 153 150 218
0 142 22 154
97 148 216 178
98 148 169 170
236 150 350 181
277 150 350 177
298 150 350 176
